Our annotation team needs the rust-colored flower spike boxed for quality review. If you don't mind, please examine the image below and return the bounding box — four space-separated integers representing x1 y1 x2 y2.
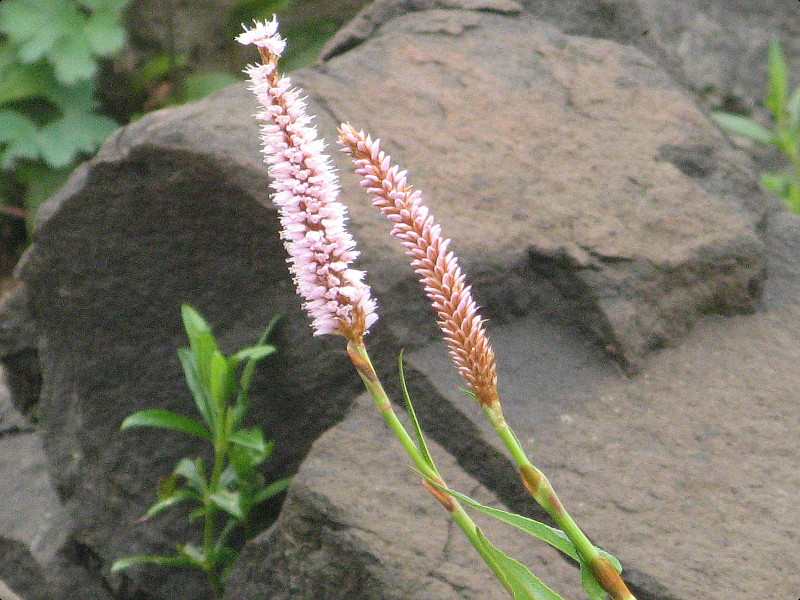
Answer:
338 124 499 407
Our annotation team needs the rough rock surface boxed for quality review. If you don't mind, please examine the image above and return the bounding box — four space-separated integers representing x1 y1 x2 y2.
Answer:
313 9 768 369
224 394 585 600
0 5 795 600
323 0 800 112
0 536 51 600
0 371 60 566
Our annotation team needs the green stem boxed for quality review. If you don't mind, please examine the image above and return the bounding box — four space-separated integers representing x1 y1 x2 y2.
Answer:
203 415 229 597
482 403 635 600
345 341 512 595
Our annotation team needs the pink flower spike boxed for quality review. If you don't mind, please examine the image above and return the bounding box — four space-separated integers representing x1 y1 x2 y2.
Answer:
241 23 377 342
338 123 499 407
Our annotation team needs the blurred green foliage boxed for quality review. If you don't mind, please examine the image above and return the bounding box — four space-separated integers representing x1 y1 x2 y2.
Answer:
713 40 800 214
0 0 348 235
0 0 127 226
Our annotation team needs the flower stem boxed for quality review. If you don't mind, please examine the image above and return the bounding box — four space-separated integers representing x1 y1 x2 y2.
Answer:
345 340 513 595
482 404 636 600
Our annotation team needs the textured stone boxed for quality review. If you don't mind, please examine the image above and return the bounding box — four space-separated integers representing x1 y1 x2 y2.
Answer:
0 537 51 600
314 10 768 369
325 0 800 113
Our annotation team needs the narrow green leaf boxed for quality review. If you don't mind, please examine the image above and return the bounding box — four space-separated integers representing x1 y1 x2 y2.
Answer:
157 474 177 500
177 347 214 429
766 39 788 119
398 351 435 470
111 554 197 572
181 304 219 388
580 561 608 600
144 490 198 519
252 476 291 504
209 489 244 519
419 476 578 561
174 458 206 494
188 505 211 522
178 543 207 566
181 303 211 339
231 344 276 364
475 528 565 600
711 112 775 144
218 464 237 489
239 314 281 397
209 349 234 406
229 428 267 453
120 409 211 439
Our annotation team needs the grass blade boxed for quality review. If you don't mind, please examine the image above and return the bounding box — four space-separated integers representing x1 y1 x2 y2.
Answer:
398 351 435 470
120 408 211 440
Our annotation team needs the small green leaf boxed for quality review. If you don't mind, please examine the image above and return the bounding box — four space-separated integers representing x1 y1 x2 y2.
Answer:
120 408 211 439
0 109 40 168
229 428 267 453
178 543 207 567
14 163 71 224
475 528 565 600
174 457 206 494
111 554 198 572
49 33 96 84
398 350 436 470
0 42 53 104
239 314 281 398
231 344 276 364
157 473 177 500
209 489 244 519
82 8 126 56
419 475 579 561
36 106 117 167
181 304 220 389
178 347 214 428
252 476 291 504
144 490 198 519
711 112 775 144
209 349 235 406
766 39 789 119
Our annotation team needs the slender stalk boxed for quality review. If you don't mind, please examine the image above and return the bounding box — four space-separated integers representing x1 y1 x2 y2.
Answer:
483 404 635 600
346 340 511 594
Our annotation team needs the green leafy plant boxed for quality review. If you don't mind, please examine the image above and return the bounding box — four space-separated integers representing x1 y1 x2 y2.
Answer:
0 0 128 223
111 304 290 598
713 39 800 213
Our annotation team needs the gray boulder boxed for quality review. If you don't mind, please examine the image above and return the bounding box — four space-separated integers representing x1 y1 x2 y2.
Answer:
0 537 51 600
324 0 800 113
